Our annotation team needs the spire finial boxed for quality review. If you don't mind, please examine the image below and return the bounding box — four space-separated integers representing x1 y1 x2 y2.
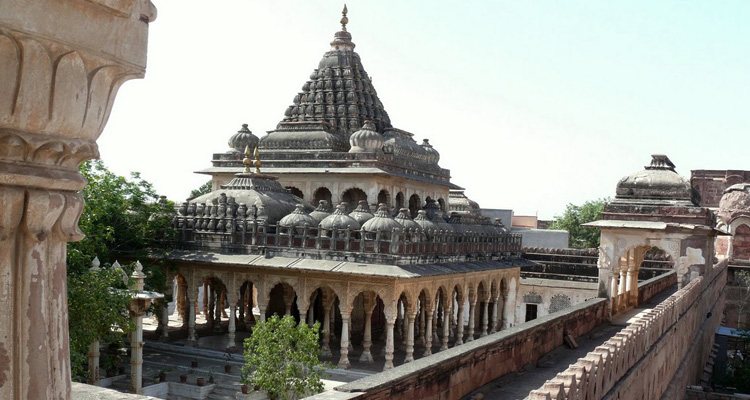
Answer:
253 146 262 174
243 146 252 173
341 4 349 31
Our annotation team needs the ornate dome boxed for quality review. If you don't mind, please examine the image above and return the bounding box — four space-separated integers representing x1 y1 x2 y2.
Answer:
362 204 403 233
319 203 361 230
448 190 482 216
349 120 384 153
279 204 316 228
189 172 313 225
615 154 694 205
348 200 374 225
227 123 259 153
394 208 421 232
414 210 439 232
421 139 440 164
718 183 750 225
309 200 331 223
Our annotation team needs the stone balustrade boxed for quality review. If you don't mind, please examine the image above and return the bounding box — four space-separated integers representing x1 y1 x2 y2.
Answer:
173 218 522 263
527 259 727 400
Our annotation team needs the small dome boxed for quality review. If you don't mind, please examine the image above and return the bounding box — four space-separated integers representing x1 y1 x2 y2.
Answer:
394 208 421 232
421 139 440 164
319 204 361 230
279 204 316 228
348 200 374 225
615 154 693 204
414 210 439 232
718 183 750 225
362 204 403 233
309 200 332 223
228 124 260 153
349 120 384 153
448 190 482 216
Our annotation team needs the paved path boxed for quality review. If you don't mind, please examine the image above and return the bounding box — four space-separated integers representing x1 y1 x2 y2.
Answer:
467 285 678 400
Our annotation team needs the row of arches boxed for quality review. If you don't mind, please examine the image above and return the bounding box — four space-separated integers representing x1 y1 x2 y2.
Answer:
158 269 519 371
285 186 446 217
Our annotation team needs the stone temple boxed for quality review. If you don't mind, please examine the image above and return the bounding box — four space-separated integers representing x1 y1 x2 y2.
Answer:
0 3 740 400
163 7 530 373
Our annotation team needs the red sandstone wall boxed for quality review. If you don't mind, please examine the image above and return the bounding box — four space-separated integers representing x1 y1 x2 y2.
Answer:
528 259 727 400
336 299 608 400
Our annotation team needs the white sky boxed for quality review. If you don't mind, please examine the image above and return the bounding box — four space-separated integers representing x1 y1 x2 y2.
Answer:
99 1 750 220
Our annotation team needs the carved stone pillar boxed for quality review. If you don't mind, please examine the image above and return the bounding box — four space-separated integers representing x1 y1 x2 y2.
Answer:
0 5 162 399
213 287 223 331
490 297 499 334
383 317 396 370
226 291 236 351
321 296 333 357
158 299 170 342
480 299 489 337
404 310 417 363
338 310 351 369
87 340 100 385
359 293 376 363
455 296 464 346
466 297 476 342
186 278 198 346
0 3 155 397
440 301 451 351
423 304 433 357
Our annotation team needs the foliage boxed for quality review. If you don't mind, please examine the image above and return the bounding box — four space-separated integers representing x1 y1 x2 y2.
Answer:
67 268 132 381
66 160 175 381
713 330 750 393
68 160 175 275
190 180 213 199
242 315 326 400
549 198 608 249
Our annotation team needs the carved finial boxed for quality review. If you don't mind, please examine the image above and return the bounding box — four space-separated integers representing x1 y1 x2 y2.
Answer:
90 256 101 271
253 146 262 174
341 4 349 31
243 146 252 173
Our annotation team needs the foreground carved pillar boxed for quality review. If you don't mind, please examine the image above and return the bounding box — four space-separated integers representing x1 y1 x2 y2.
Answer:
466 297 476 342
0 1 155 398
454 297 464 346
226 292 236 350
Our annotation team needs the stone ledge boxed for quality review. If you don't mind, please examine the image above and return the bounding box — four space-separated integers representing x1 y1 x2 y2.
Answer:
71 382 160 399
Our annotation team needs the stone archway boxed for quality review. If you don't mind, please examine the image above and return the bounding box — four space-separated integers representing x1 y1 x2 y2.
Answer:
313 187 332 206
408 194 421 218
285 186 304 199
342 187 367 208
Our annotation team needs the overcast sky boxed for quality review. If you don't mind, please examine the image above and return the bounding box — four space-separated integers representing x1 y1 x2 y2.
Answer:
98 1 750 219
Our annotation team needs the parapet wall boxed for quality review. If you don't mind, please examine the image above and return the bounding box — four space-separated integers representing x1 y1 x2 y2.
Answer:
528 259 727 400
638 270 677 304
336 298 607 400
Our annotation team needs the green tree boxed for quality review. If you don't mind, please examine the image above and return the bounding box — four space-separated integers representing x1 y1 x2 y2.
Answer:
549 198 608 249
189 180 213 199
242 315 326 400
67 160 175 381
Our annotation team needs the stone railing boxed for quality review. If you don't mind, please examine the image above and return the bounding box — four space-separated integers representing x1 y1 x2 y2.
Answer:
527 259 727 400
334 298 607 400
638 269 677 304
174 220 523 264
